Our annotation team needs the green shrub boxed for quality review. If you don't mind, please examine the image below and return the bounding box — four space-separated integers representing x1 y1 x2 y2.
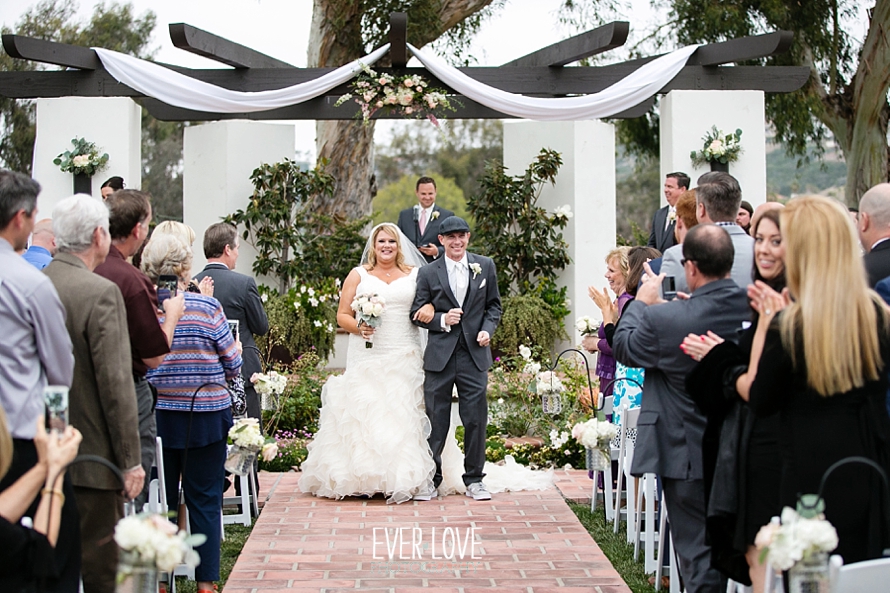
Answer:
261 351 335 436
257 282 338 362
492 295 559 356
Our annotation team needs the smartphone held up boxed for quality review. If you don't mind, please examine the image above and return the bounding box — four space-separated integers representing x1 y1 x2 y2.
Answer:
157 274 178 312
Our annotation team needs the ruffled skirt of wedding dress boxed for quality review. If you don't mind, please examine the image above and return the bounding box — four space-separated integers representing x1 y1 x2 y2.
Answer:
299 343 439 504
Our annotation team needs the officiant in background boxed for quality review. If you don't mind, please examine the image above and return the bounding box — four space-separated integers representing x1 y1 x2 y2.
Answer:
398 176 454 263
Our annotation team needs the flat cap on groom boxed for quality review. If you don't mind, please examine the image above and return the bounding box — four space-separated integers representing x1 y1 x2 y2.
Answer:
410 217 501 501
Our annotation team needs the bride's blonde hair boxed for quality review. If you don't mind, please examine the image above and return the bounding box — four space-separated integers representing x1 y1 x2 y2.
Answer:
365 223 411 272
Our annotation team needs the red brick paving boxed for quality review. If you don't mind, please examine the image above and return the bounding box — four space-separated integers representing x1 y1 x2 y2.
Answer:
225 469 626 592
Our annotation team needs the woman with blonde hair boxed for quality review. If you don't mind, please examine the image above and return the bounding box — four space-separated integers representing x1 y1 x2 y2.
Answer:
744 195 890 564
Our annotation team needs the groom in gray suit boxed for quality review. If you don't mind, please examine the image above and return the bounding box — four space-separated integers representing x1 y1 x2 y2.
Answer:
614 224 750 593
410 216 501 501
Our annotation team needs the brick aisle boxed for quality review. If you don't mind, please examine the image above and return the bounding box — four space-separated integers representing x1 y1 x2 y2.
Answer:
223 469 630 593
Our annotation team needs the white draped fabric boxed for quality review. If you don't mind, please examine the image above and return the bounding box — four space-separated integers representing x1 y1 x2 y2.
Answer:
406 43 699 120
92 41 699 120
92 43 391 113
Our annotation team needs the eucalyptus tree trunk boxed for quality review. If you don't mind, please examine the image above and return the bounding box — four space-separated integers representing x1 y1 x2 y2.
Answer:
807 0 890 206
307 0 495 219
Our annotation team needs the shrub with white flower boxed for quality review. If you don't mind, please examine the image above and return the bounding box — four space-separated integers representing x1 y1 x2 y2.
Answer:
53 137 110 176
690 126 743 166
575 316 599 336
115 513 204 576
553 205 574 220
335 63 457 127
755 507 838 571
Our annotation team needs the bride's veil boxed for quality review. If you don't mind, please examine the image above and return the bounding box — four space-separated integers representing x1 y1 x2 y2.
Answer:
360 223 428 270
359 222 429 350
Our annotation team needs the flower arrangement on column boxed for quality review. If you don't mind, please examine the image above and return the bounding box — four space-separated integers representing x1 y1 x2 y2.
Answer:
53 137 109 195
690 126 743 172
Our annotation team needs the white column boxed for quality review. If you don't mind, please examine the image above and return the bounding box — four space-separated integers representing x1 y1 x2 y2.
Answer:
503 120 616 352
660 90 767 207
31 97 141 214
182 120 295 276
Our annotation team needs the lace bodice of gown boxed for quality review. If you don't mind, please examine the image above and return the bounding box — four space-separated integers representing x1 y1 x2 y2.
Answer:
349 266 421 356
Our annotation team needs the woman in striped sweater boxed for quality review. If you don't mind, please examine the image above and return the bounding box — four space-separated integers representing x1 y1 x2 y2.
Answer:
142 234 242 593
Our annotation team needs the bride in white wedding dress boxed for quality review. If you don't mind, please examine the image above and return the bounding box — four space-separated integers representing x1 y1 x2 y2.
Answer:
299 223 465 503
299 223 552 504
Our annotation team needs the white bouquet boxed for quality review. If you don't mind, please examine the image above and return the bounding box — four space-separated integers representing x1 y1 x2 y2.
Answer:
572 417 619 450
351 292 386 348
228 417 265 449
115 513 204 575
755 507 838 571
575 316 600 336
536 370 565 394
250 371 287 397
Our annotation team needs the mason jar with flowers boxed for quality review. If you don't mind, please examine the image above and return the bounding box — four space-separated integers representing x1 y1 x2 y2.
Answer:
114 513 204 591
224 418 277 476
571 417 618 471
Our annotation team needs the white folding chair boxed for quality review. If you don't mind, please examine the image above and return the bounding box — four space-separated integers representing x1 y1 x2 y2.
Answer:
590 396 615 521
829 554 890 592
613 405 640 540
145 436 168 515
633 471 661 572
223 445 258 527
654 496 684 593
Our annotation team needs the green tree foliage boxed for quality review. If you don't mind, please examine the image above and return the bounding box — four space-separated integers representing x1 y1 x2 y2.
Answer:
224 159 370 294
372 174 469 225
376 119 503 202
0 1 156 173
629 0 888 205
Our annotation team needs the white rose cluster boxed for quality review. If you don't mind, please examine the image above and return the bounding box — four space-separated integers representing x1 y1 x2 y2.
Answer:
536 370 564 395
250 370 288 397
571 418 618 450
72 154 91 168
351 292 386 326
755 507 838 571
707 139 726 156
228 417 265 449
575 316 599 336
115 514 203 573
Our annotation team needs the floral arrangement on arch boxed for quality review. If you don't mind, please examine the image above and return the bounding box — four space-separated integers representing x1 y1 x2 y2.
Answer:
53 137 109 176
690 126 743 166
114 513 205 576
335 63 457 127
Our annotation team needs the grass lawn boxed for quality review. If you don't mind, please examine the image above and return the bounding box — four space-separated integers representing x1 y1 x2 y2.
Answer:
172 521 253 593
569 502 658 593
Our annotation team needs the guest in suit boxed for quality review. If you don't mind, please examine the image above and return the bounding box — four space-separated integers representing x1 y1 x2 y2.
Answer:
857 182 890 287
648 172 689 252
614 224 750 593
194 222 269 420
397 176 455 262
647 189 699 290
44 194 144 593
737 200 753 234
410 216 501 501
662 172 753 294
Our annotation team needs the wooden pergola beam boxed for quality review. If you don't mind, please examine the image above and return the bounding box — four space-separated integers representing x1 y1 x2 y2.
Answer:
389 12 408 68
138 96 655 121
168 23 293 68
1 34 102 70
0 65 809 101
688 30 793 66
502 21 630 67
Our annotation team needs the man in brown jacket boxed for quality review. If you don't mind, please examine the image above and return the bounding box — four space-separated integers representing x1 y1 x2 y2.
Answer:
44 194 143 593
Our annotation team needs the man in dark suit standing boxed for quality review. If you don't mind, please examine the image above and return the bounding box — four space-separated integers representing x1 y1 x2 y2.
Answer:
195 222 269 420
397 176 454 262
410 216 501 501
857 182 890 287
648 172 690 252
614 224 750 593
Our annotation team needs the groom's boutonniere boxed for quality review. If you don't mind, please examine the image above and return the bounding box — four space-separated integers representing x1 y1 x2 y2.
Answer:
431 210 440 220
667 209 677 224
469 262 482 279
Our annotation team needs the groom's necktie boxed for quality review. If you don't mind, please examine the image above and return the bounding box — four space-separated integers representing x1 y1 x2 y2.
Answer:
450 262 468 306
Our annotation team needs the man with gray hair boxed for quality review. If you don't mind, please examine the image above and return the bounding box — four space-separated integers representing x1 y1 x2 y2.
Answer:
858 182 890 286
22 217 55 269
44 194 143 593
660 171 754 294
